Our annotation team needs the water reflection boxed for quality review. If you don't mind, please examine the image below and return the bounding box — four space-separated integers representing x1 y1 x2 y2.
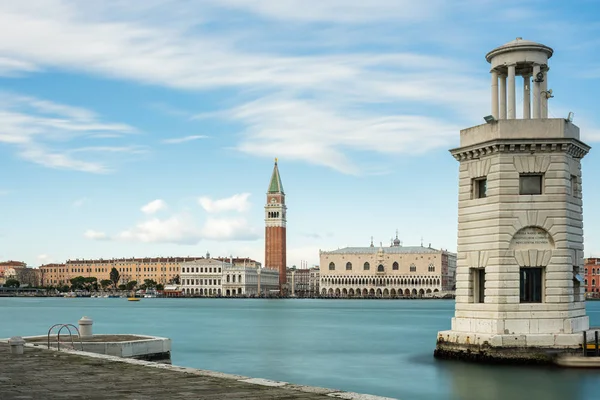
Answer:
437 359 594 400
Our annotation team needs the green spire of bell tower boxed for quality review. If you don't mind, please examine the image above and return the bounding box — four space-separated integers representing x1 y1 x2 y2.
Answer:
268 158 284 194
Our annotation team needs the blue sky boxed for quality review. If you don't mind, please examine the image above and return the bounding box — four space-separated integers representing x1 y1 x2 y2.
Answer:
1 0 600 268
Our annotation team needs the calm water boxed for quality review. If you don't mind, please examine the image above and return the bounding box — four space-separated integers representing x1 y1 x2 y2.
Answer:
1 298 600 399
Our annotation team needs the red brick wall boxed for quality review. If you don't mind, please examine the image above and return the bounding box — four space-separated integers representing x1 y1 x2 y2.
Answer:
265 226 287 287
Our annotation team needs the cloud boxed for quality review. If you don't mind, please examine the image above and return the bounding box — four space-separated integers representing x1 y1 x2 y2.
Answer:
201 217 260 241
141 199 168 214
84 230 109 240
117 215 202 245
199 193 252 213
162 135 208 144
1 0 598 175
114 214 258 244
229 97 464 174
0 91 139 173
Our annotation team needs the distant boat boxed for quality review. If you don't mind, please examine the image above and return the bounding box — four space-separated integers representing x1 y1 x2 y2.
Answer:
127 297 140 302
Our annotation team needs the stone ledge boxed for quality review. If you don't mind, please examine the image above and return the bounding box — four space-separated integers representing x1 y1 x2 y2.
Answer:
0 340 397 400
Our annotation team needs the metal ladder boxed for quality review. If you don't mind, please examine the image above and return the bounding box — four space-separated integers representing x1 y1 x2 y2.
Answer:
46 324 84 352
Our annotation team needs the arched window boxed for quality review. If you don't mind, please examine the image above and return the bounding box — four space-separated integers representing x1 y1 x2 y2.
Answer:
329 262 335 271
593 279 596 287
378 264 384 272
227 275 230 283
392 262 399 270
428 264 435 272
410 263 416 272
346 262 352 271
364 262 370 271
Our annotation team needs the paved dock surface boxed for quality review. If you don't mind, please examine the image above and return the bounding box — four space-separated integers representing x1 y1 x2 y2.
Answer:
0 343 383 400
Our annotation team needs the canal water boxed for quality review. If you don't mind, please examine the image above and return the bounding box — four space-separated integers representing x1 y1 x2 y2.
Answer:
1 298 599 399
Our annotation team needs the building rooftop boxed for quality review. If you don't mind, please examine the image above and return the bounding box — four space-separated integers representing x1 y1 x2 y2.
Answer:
321 246 451 255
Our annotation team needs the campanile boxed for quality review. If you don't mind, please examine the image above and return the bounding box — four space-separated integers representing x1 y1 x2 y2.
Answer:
265 158 287 293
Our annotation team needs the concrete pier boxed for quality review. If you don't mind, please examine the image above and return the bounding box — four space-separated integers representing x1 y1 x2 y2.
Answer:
0 342 396 400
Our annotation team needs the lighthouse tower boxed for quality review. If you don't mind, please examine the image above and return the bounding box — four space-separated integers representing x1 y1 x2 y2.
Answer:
435 38 591 363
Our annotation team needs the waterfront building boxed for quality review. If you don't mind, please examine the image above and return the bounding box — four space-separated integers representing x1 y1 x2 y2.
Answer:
584 258 600 296
435 38 591 362
180 258 279 297
222 264 279 297
264 158 287 293
0 262 42 287
319 235 456 298
40 257 204 287
287 266 320 297
180 259 227 296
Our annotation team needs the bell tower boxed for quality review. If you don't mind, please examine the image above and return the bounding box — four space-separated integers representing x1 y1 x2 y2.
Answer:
434 38 591 363
265 158 287 294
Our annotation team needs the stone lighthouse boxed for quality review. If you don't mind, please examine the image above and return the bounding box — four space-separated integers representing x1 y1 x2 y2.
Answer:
434 38 591 363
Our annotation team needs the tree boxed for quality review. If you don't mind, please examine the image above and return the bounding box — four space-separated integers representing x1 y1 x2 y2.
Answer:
144 279 157 288
100 280 113 290
118 284 127 291
4 279 20 288
70 276 86 290
169 275 180 285
126 281 137 291
109 267 120 288
156 283 164 291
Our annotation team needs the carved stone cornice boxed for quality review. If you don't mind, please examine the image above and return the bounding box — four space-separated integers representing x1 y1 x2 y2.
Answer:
450 138 590 162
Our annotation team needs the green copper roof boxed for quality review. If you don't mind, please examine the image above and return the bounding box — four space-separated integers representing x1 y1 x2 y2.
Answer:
268 159 284 194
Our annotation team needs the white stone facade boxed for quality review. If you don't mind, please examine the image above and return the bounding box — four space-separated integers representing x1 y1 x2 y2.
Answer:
437 38 591 356
319 240 456 298
180 259 227 296
180 258 279 297
222 266 279 297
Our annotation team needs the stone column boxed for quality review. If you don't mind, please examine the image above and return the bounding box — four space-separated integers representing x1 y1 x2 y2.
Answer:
523 74 531 119
79 316 93 339
257 268 261 296
499 74 507 119
9 336 25 355
507 64 516 119
541 70 549 118
291 270 295 296
532 64 541 118
491 70 499 119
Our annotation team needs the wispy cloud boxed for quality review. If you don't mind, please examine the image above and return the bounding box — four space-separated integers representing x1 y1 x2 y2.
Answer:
162 135 208 144
0 91 140 173
0 0 598 174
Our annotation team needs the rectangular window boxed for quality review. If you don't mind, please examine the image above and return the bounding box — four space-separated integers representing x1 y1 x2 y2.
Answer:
569 175 577 196
520 174 543 195
520 267 543 303
472 178 487 199
473 269 485 303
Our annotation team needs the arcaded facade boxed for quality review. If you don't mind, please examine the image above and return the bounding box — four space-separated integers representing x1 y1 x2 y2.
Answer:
319 237 456 298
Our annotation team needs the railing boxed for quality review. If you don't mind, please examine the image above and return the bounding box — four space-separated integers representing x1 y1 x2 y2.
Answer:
582 329 600 357
47 324 84 352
